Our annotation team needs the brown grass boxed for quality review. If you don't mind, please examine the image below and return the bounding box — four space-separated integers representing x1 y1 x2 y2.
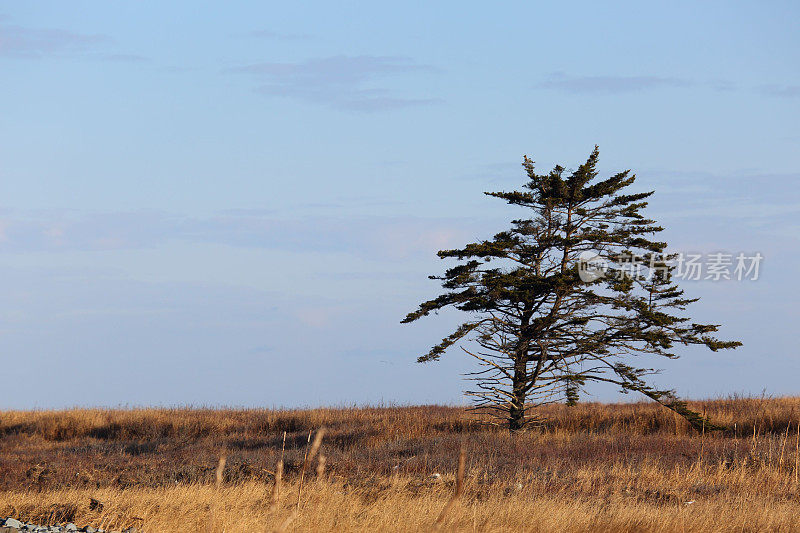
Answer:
1 397 800 531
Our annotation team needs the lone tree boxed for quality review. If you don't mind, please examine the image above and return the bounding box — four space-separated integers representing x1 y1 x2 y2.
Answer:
403 147 740 431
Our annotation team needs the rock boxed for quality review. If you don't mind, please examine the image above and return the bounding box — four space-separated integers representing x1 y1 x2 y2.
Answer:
0 518 110 533
88 499 104 513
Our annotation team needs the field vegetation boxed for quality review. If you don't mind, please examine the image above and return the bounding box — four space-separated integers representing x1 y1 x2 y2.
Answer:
1 396 799 531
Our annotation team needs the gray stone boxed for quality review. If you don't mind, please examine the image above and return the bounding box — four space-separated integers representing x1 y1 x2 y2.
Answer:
0 521 109 533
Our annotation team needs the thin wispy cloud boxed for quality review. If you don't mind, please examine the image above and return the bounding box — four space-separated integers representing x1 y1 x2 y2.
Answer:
536 72 692 94
0 209 483 259
229 55 441 111
97 53 150 63
0 18 150 62
246 29 311 41
638 169 800 239
661 198 800 223
457 161 521 184
758 84 800 98
0 23 112 57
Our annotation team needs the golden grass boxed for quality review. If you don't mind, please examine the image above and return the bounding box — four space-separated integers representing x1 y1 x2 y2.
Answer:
1 397 800 531
2 465 799 532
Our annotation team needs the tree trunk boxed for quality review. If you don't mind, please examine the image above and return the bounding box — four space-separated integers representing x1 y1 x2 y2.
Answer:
508 396 526 432
508 315 532 432
508 357 528 432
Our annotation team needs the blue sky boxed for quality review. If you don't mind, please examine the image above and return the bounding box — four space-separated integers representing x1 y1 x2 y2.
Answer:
1 1 798 408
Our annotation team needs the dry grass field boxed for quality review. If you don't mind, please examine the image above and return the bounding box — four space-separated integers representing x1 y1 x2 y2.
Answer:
1 397 800 532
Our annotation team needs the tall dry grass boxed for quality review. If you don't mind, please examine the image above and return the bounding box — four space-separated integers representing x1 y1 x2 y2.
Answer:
1 397 800 531
2 464 799 532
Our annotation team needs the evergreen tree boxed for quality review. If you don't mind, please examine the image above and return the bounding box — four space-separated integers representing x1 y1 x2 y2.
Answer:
403 147 740 431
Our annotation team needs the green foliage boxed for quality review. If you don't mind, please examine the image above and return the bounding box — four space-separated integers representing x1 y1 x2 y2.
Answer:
564 382 580 407
403 147 740 430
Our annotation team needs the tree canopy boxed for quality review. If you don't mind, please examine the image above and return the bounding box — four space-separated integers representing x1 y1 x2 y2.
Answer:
403 147 740 431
